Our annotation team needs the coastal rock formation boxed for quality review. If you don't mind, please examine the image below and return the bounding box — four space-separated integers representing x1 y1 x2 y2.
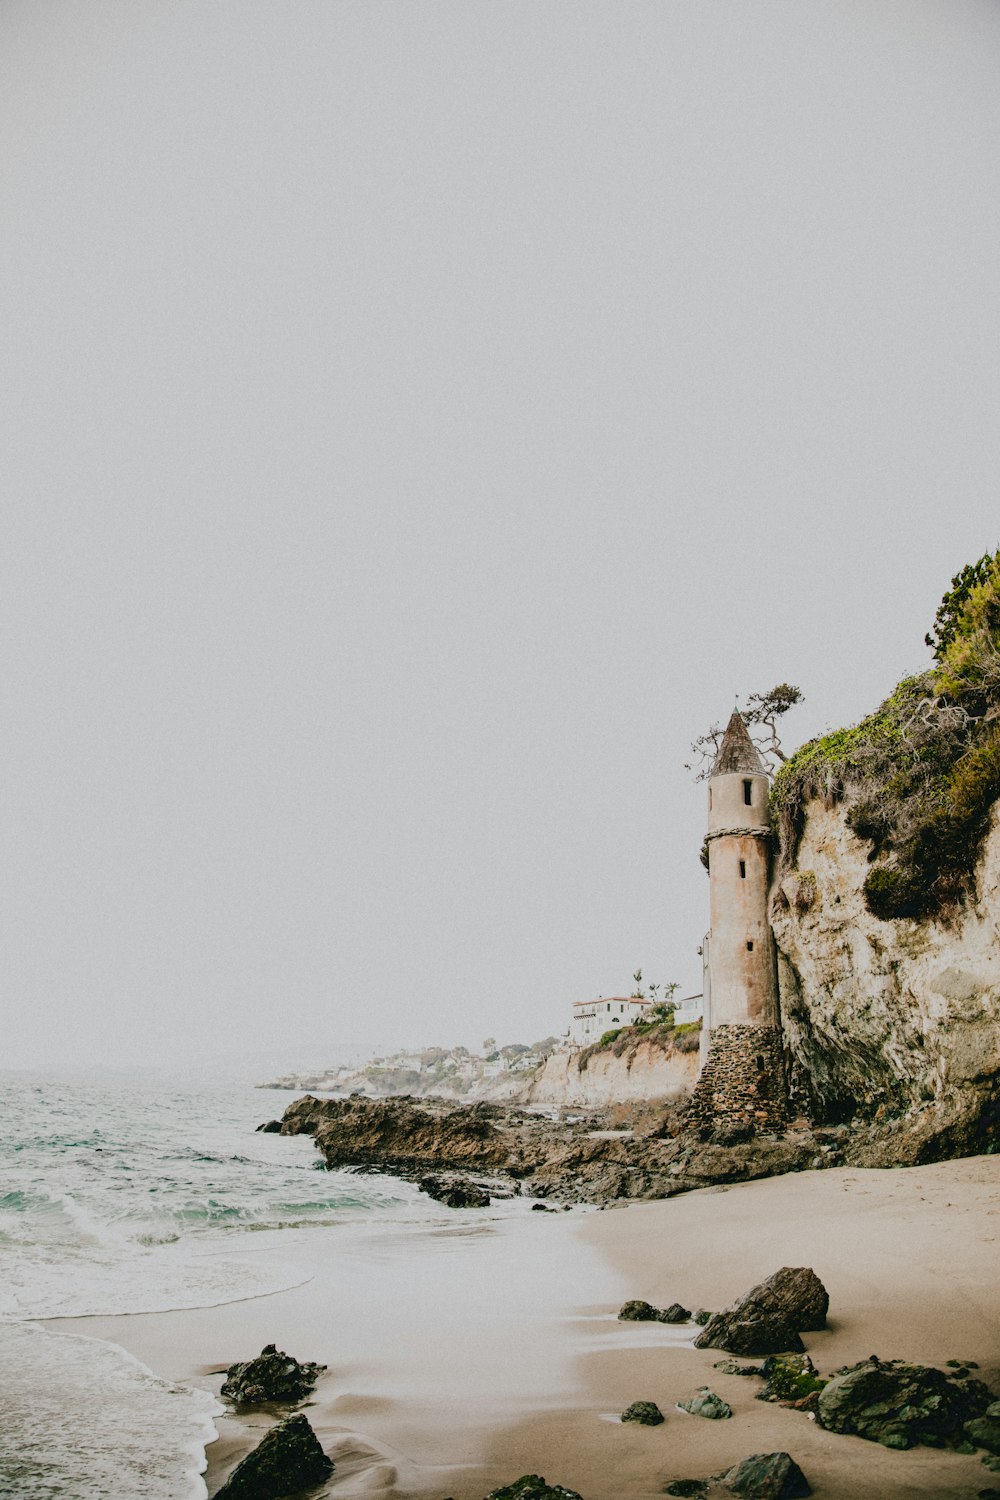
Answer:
816 1357 995 1450
278 1093 513 1171
693 1268 828 1356
270 1093 821 1205
772 798 1000 1155
213 1414 334 1499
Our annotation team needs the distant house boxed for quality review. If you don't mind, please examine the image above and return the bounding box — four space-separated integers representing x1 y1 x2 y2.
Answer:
673 993 704 1026
570 996 651 1046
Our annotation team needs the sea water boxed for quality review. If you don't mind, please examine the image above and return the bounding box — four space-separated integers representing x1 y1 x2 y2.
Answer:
0 1078 440 1498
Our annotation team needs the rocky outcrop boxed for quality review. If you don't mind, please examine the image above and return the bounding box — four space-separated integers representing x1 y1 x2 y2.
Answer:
816 1357 995 1450
213 1414 334 1499
220 1345 325 1405
694 1268 828 1357
271 1093 822 1205
771 799 1000 1153
522 1032 698 1108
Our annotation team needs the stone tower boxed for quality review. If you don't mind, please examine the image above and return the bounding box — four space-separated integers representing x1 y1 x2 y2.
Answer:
688 710 786 1132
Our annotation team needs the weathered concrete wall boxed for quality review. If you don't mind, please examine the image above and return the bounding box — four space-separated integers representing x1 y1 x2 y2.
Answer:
770 797 1000 1123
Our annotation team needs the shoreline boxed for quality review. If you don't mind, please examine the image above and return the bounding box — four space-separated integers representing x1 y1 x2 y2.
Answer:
44 1153 1000 1499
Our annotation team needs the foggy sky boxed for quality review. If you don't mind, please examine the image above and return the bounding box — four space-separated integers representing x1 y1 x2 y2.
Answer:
3 1 1000 1071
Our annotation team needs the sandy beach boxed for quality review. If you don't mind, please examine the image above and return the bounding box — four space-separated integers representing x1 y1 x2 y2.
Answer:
50 1156 1000 1500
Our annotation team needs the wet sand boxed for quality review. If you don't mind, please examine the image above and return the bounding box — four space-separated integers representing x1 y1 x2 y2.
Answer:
49 1156 1000 1499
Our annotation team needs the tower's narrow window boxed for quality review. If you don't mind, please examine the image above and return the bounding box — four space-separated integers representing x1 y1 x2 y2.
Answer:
708 787 712 810
739 860 746 879
743 779 752 806
746 940 754 952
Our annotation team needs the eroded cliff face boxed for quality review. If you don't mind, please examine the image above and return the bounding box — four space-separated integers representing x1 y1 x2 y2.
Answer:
521 1033 698 1108
771 797 1000 1145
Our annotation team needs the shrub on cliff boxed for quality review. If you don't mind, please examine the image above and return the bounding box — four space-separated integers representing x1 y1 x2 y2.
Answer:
772 551 1000 921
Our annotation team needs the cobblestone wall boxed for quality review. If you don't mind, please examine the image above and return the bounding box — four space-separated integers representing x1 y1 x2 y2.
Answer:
687 1024 787 1131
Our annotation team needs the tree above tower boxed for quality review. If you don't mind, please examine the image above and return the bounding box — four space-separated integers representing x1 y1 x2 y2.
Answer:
687 684 803 780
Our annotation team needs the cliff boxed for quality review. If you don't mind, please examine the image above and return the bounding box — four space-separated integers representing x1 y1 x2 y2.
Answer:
520 1029 699 1108
259 1040 558 1099
765 557 1000 1161
771 795 1000 1158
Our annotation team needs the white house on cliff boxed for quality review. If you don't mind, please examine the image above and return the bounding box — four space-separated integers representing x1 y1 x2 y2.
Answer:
570 992 703 1046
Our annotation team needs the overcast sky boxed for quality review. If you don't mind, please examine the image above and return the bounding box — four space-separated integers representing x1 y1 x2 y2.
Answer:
3 1 1000 1073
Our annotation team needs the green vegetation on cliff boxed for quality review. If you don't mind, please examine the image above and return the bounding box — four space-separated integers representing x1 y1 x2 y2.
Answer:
772 550 1000 920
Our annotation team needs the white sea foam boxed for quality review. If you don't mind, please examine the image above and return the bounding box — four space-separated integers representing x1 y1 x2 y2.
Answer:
0 1238 312 1320
0 1077 427 1495
0 1322 221 1500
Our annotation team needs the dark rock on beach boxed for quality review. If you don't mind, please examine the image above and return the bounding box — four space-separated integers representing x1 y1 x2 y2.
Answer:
256 1120 282 1133
664 1453 810 1499
720 1452 812 1497
220 1344 326 1405
966 1401 1000 1454
663 1301 692 1323
419 1174 491 1207
484 1477 584 1500
213 1414 334 1499
617 1297 690 1323
621 1400 665 1425
694 1268 828 1356
618 1299 668 1322
816 1357 994 1450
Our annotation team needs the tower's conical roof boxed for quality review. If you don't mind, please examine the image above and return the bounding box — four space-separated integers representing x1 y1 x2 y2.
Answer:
710 710 767 777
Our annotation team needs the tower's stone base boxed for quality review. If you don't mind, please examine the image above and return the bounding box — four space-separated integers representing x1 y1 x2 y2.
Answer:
687 1024 787 1132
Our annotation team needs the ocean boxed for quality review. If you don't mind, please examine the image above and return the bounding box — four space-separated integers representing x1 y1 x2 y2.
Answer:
0 1078 447 1499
